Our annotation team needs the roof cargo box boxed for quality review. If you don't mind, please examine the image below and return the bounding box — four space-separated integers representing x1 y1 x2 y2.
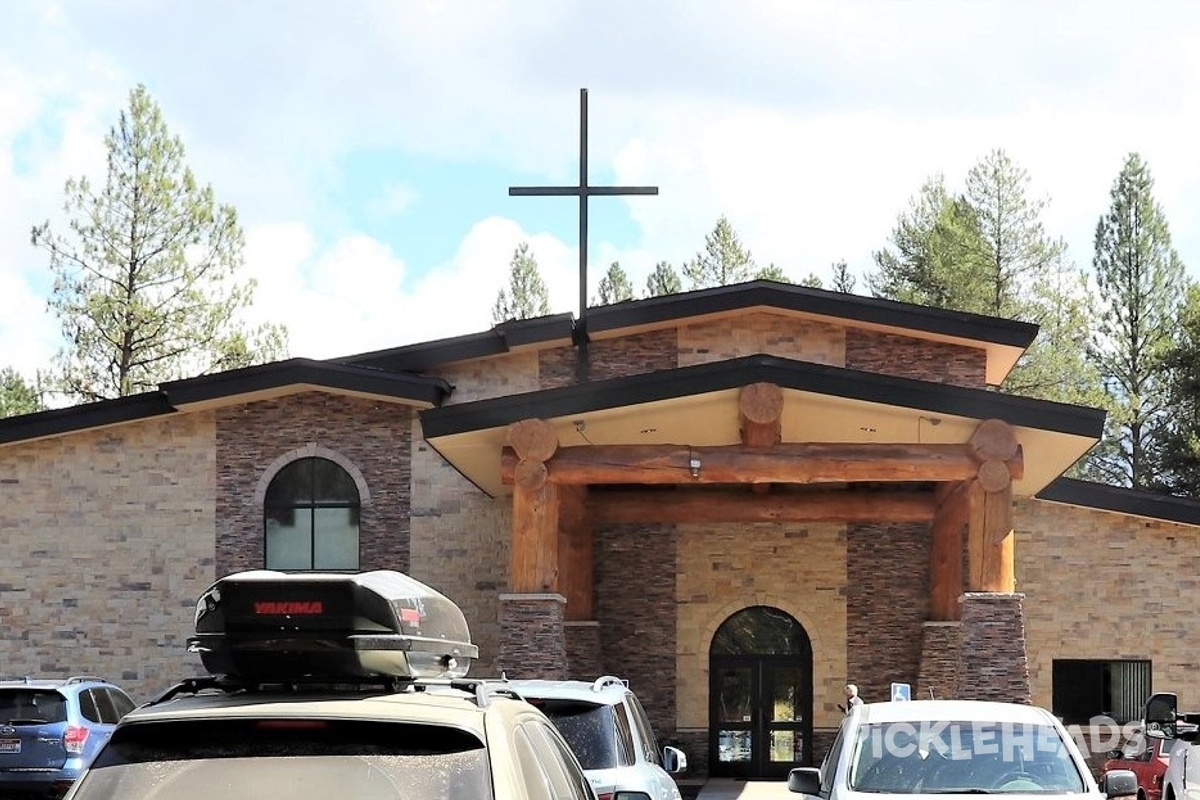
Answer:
188 570 478 681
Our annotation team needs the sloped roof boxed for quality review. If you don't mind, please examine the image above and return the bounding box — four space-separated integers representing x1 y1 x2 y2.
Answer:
0 359 451 446
340 281 1038 385
421 354 1104 498
1037 477 1200 526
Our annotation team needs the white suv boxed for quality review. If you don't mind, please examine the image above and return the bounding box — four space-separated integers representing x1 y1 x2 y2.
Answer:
510 677 687 800
59 570 606 800
787 699 1137 800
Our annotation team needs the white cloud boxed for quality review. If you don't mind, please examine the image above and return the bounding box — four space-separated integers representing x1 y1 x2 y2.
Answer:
5 0 1200 381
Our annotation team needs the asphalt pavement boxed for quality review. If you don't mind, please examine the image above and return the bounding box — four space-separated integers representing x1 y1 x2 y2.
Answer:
695 779 794 800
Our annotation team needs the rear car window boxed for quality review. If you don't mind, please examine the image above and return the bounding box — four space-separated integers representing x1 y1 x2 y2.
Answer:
72 719 492 800
0 689 68 724
531 699 628 770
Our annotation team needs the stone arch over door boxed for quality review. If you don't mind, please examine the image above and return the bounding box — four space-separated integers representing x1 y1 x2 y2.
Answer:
709 605 813 779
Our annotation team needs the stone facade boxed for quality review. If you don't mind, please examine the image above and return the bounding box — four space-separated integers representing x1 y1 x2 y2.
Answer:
4 305 1200 782
956 593 1031 703
0 414 215 699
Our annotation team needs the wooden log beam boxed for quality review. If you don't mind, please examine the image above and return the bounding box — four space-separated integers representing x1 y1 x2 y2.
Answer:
507 419 559 463
930 481 969 621
739 383 783 448
502 442 983 485
588 489 936 524
558 486 593 620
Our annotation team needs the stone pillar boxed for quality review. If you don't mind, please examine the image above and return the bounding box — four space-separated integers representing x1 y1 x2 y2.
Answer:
957 592 1030 703
919 621 961 701
564 620 602 680
499 593 568 679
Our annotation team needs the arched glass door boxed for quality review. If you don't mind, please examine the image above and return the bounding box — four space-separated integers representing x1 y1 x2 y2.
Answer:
709 606 813 778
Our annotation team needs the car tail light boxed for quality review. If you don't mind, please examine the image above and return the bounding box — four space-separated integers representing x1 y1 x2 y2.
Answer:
1155 775 1164 787
595 794 613 800
63 725 89 755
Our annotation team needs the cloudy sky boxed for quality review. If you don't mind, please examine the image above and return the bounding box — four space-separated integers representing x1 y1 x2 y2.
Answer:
2 0 1199 379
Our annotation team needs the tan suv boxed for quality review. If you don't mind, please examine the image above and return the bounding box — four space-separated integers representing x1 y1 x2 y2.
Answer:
60 570 611 800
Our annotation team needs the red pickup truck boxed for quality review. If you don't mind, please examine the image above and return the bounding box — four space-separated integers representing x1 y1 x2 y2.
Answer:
1101 693 1196 800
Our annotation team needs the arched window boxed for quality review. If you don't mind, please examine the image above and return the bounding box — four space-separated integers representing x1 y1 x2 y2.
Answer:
264 457 360 571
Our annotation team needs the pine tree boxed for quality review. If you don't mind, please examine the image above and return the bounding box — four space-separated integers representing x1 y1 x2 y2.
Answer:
683 216 756 289
594 261 635 305
963 149 1064 318
755 264 791 283
1153 282 1200 495
868 176 988 309
0 367 43 418
831 260 856 293
30 84 287 401
645 261 682 297
492 242 551 323
1086 153 1187 487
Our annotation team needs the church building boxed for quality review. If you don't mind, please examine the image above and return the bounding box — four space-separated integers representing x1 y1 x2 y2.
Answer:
3 279 1200 780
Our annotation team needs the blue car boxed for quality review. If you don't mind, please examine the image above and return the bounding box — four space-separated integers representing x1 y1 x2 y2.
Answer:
0 676 136 798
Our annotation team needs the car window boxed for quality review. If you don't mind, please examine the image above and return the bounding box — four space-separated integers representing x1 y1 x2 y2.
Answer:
106 688 136 719
627 693 662 766
0 689 68 723
534 699 626 769
74 718 493 800
79 689 102 723
92 688 120 724
849 720 1088 794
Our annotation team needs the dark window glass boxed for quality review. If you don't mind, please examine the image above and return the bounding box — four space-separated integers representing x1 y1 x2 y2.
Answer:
533 699 624 769
711 606 806 655
83 719 491 800
107 688 136 719
0 690 68 723
1052 659 1151 725
78 690 101 723
263 457 361 572
92 688 119 724
627 694 660 765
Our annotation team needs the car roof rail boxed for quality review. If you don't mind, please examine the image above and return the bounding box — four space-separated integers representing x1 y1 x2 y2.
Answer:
64 675 108 685
591 675 628 692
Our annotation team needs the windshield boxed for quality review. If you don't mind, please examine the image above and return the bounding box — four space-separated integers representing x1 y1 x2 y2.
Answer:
69 719 492 800
849 720 1088 794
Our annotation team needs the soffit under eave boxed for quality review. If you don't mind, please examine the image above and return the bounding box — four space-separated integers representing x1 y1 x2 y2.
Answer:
423 387 1095 499
167 384 440 413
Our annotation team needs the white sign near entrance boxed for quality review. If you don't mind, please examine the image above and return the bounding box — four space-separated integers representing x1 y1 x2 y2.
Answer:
891 682 912 702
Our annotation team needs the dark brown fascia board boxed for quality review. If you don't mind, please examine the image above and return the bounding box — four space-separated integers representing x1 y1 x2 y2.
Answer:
1037 477 1200 527
587 281 1039 349
161 358 451 407
0 393 176 445
420 354 1104 440
335 314 576 371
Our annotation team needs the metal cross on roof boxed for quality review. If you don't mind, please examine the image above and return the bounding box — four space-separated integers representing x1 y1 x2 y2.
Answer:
509 88 658 360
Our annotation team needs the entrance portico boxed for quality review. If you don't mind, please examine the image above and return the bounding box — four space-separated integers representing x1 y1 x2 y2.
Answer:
421 338 1101 777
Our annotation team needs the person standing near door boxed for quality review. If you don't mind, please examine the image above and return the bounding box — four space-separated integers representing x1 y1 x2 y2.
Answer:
840 683 864 714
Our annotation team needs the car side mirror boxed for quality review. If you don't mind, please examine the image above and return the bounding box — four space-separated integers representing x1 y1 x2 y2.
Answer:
788 767 822 795
662 745 687 773
1101 769 1138 799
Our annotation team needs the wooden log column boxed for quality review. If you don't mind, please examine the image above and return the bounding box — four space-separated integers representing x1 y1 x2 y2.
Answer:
501 419 568 679
965 419 1022 594
507 419 560 594
740 382 783 494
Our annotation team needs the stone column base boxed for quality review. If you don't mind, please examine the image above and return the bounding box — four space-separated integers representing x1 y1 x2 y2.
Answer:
564 620 602 680
919 621 961 701
957 592 1031 703
499 593 568 680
